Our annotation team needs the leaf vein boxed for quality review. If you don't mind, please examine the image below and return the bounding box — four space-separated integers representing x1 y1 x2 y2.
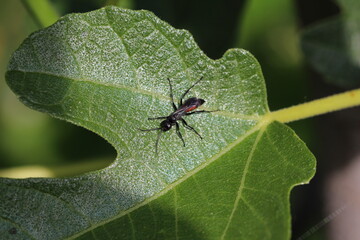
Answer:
220 126 266 240
127 213 136 240
264 130 303 173
240 197 272 238
146 17 193 82
0 215 37 240
174 189 179 240
104 8 139 84
10 69 260 120
0 182 92 225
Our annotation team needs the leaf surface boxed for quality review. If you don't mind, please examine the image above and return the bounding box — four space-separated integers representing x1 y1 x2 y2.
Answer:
3 7 315 240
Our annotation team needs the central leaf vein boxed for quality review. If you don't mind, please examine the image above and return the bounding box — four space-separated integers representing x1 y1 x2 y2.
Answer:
220 126 266 240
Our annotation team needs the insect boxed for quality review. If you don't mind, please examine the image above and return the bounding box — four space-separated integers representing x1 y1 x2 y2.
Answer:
140 77 216 153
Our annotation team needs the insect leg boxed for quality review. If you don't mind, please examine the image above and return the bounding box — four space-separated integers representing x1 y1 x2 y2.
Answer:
167 78 178 111
181 119 202 139
148 116 167 120
185 110 218 116
175 122 186 147
179 76 204 106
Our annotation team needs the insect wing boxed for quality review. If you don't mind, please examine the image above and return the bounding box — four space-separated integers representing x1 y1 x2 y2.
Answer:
181 97 205 112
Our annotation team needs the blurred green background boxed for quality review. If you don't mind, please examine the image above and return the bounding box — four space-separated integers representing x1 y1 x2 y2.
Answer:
0 0 354 239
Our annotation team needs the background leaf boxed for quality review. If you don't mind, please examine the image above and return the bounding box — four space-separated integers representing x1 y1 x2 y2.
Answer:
3 7 315 239
301 0 360 88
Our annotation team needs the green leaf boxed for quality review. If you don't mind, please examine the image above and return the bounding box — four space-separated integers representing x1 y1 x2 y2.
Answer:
301 0 360 88
3 6 315 239
21 0 59 28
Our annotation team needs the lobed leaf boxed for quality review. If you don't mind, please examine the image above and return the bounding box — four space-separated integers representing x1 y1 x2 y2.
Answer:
3 7 315 239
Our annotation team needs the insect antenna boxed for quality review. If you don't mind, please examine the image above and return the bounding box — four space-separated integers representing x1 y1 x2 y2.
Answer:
179 76 204 105
139 128 162 154
139 128 161 131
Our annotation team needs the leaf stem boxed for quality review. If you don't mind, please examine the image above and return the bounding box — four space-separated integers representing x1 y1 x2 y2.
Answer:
21 0 59 28
265 88 360 123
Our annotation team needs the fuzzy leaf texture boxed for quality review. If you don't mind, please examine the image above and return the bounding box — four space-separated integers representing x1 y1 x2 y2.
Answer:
3 6 315 240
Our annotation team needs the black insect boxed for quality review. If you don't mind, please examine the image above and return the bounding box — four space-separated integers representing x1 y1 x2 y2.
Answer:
140 77 216 153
